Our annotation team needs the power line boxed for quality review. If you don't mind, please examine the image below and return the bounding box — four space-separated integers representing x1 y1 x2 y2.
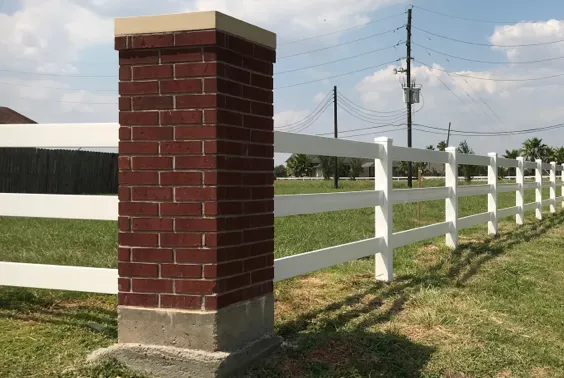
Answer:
278 26 404 59
338 103 408 127
338 91 406 114
285 101 333 133
413 42 564 65
415 59 564 82
0 68 115 78
340 125 407 139
279 12 406 45
276 43 400 75
412 25 564 48
0 80 116 92
275 59 401 89
413 122 564 136
411 5 539 24
275 91 333 130
338 97 407 120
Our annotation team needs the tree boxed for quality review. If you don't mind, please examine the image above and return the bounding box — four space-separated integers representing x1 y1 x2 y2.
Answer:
317 156 332 180
286 154 311 177
274 165 287 178
552 147 564 164
426 144 435 150
349 158 364 180
521 138 548 162
502 149 520 177
457 140 475 182
437 140 447 152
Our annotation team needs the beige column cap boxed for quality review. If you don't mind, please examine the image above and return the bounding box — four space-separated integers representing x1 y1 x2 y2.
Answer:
115 10 276 49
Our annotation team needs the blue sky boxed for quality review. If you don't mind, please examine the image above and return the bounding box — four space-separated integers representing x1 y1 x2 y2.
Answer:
1 0 563 164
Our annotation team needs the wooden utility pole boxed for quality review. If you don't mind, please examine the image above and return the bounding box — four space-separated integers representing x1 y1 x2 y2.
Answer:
406 8 413 188
447 122 452 146
334 86 339 189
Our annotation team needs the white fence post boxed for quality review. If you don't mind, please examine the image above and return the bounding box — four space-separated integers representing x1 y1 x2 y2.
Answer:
550 162 556 214
516 157 525 225
374 137 393 282
536 159 543 220
445 147 458 249
488 153 498 235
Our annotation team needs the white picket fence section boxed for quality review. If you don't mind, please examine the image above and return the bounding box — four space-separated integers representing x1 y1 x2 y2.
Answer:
0 123 563 293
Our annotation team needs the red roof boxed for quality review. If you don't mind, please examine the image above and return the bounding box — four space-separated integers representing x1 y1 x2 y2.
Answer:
0 107 36 124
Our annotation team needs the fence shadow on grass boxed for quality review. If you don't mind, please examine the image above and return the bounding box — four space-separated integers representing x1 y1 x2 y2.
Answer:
262 212 564 377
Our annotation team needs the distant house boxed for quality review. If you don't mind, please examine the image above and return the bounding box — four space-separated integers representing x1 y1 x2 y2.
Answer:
0 107 36 124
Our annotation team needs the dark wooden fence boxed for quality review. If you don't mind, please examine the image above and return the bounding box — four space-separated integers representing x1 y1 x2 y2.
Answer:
0 148 118 195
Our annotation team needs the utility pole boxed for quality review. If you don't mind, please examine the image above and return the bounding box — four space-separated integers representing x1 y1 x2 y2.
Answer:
333 86 339 189
446 122 452 146
406 7 413 188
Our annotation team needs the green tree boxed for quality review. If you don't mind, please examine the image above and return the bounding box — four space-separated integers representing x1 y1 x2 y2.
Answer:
349 158 364 180
457 140 475 182
274 165 287 178
286 154 311 177
552 147 564 164
502 149 520 177
317 156 332 180
521 138 548 162
437 140 448 152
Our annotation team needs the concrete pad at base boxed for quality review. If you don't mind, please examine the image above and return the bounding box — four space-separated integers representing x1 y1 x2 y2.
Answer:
88 335 282 378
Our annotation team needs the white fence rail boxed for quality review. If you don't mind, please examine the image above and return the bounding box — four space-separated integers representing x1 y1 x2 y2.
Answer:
0 124 563 293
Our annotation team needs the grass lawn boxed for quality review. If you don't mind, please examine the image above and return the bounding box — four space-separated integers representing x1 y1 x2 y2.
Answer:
1 179 564 377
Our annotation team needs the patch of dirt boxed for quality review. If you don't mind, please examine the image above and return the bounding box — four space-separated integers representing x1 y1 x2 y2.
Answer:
306 339 357 370
496 369 513 377
443 369 474 378
531 367 551 378
280 359 306 377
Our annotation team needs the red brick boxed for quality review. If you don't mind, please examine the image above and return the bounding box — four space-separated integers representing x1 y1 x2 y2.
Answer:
160 172 202 186
251 74 273 89
203 110 217 124
132 96 174 111
132 34 174 49
119 126 131 140
248 214 274 228
216 126 250 141
175 62 218 78
161 295 202 309
119 66 132 81
217 79 244 96
203 202 243 216
203 46 243 66
250 130 273 144
119 293 158 307
132 156 173 170
118 247 131 262
160 203 202 216
204 261 243 278
243 173 274 186
119 202 158 216
161 110 202 125
253 45 276 63
215 110 243 126
203 78 218 92
218 187 251 200
132 187 172 201
176 249 219 263
118 216 130 231
203 171 244 186
175 280 216 295
133 65 173 80
205 232 243 247
119 50 159 65
160 141 201 155
244 200 274 214
216 273 251 293
118 278 131 292
242 85 273 103
223 65 251 84
119 97 131 111
244 114 274 131
175 126 216 140
175 187 217 201
119 232 159 247
115 36 128 50
250 240 274 257
132 126 173 141
161 264 202 278
175 156 217 169
119 171 159 185
203 139 242 156
175 30 218 47
176 94 218 109
119 141 159 155
118 262 159 277
224 96 250 113
120 81 159 96
132 218 174 231
161 47 203 63
204 281 272 310
132 278 173 293
251 186 274 200
226 35 254 56
243 256 267 272
247 144 274 158
119 112 159 126
175 218 218 232
244 227 274 243
160 233 201 247
132 248 174 263
241 56 273 75
118 156 130 170
118 187 131 201
251 102 273 117
160 79 202 94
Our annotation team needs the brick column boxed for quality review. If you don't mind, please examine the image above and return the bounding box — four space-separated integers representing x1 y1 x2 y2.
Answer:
94 11 278 378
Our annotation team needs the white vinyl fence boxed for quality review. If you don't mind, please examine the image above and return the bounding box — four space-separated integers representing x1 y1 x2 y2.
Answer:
0 123 562 293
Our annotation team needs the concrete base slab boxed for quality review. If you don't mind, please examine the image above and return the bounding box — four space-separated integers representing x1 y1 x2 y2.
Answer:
88 335 282 378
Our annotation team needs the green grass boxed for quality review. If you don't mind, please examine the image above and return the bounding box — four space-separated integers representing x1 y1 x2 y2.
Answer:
1 179 563 377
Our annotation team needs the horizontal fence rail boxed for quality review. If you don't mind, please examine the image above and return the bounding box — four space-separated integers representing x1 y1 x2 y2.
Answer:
2 126 564 293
